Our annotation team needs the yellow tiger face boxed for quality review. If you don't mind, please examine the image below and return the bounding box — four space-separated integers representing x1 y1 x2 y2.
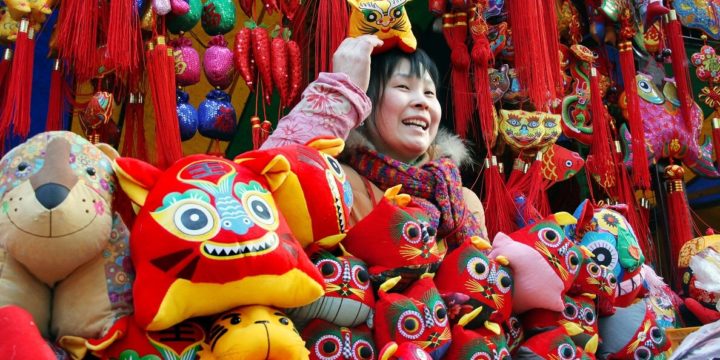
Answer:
347 0 416 53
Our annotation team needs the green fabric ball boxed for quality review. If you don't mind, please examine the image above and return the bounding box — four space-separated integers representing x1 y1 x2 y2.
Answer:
167 0 203 34
201 0 237 36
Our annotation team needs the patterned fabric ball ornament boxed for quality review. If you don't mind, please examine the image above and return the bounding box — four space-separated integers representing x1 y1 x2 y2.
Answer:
198 89 236 141
203 35 235 90
201 0 236 36
176 89 198 141
167 0 202 34
170 37 201 87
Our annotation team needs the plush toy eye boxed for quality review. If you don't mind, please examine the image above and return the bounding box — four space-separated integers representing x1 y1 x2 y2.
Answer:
508 118 520 126
634 346 652 360
563 303 578 320
581 307 596 325
278 317 290 326
433 301 448 327
496 269 513 294
316 259 342 283
558 343 576 360
538 228 563 247
398 310 425 339
352 264 370 290
16 161 30 175
86 167 96 176
607 273 618 287
315 335 342 360
392 8 402 18
225 313 241 325
353 340 374 360
323 153 346 183
650 326 664 344
174 203 215 236
246 194 275 226
402 221 422 244
566 250 581 274
528 120 540 128
584 240 619 271
364 11 378 22
565 160 573 168
638 79 652 93
467 257 490 281
587 262 601 277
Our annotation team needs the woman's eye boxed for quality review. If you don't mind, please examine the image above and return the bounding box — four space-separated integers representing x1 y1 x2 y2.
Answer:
425 90 435 96
397 84 409 89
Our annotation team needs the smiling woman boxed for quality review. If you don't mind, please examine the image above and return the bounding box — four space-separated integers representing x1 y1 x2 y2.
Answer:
262 35 487 249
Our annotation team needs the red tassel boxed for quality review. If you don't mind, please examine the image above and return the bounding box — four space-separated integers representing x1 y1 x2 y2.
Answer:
713 118 720 170
483 156 518 239
0 19 35 143
316 0 347 77
507 0 562 110
46 59 69 131
121 93 149 161
664 164 694 287
470 7 496 148
619 41 651 189
107 0 142 83
525 152 551 219
0 48 12 112
443 13 473 139
146 36 183 168
588 66 615 191
251 116 262 150
664 10 694 131
56 0 101 83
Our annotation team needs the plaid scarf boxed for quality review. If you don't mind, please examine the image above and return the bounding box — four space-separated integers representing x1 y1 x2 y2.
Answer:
345 147 484 248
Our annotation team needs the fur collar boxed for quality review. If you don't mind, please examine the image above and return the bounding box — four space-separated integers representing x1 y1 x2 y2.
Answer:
343 127 473 167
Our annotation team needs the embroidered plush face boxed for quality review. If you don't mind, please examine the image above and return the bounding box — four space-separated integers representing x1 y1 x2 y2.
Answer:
374 277 452 359
445 325 511 360
489 64 510 103
302 319 376 360
541 144 585 182
347 0 416 54
570 256 617 316
490 212 583 314
236 138 352 249
598 301 670 360
287 250 375 328
522 294 598 348
0 131 117 285
502 315 524 355
434 238 513 327
516 324 595 360
201 305 309 360
113 155 324 330
499 110 544 152
343 186 444 289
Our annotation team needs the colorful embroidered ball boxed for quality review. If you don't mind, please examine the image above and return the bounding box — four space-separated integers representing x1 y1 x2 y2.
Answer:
170 37 201 87
176 89 198 141
203 35 235 90
201 0 236 35
198 89 236 141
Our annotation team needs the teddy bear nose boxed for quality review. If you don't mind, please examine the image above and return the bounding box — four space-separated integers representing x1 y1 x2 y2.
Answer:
34 183 70 210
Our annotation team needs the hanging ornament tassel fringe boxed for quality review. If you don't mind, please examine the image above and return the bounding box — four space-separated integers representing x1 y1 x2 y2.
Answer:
56 0 100 83
664 164 694 287
0 48 12 112
315 0 347 77
251 116 262 150
619 41 651 188
483 157 518 239
0 19 35 145
443 13 473 139
525 151 551 219
470 7 496 148
107 0 142 83
46 59 70 131
663 10 694 131
121 93 149 161
507 0 562 110
588 67 615 192
146 36 183 168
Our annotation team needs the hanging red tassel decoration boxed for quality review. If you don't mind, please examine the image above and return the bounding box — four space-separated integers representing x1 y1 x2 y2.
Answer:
588 66 615 192
483 156 518 240
664 164 694 287
470 5 495 147
713 118 720 170
0 18 35 145
663 10 694 131
107 0 142 84
524 151 551 219
506 0 562 110
45 59 69 131
315 0 347 76
251 116 262 150
0 48 12 111
443 12 473 139
121 93 149 161
146 36 183 168
56 0 100 83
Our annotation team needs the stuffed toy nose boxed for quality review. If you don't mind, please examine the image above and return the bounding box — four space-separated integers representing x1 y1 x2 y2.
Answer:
34 182 70 209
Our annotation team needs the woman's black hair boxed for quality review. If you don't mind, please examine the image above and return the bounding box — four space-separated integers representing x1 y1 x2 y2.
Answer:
365 48 440 122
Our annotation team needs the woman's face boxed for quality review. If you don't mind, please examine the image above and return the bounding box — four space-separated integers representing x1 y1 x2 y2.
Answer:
367 59 441 163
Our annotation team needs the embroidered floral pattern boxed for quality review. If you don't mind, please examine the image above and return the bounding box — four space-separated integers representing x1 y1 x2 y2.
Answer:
299 84 352 117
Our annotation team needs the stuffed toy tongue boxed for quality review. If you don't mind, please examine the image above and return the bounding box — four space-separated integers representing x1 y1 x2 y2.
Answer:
347 0 417 54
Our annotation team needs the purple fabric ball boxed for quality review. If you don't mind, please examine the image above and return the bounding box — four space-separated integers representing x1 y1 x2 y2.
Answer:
203 35 235 89
171 37 201 87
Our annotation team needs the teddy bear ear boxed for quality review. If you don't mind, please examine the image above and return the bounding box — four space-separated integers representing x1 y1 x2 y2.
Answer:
95 143 120 161
112 157 162 207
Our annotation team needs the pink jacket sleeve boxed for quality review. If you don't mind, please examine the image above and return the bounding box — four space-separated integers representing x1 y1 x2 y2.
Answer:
261 72 373 149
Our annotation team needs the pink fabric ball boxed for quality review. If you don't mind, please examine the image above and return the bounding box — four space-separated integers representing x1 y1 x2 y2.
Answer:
170 37 201 87
203 35 235 89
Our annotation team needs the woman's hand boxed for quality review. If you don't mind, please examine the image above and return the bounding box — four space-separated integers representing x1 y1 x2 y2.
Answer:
332 35 384 92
